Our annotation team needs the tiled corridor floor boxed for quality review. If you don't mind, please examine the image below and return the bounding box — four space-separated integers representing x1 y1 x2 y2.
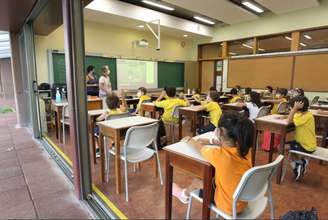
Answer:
0 110 91 219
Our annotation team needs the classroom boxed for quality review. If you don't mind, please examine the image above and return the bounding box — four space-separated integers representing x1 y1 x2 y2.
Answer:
1 0 328 219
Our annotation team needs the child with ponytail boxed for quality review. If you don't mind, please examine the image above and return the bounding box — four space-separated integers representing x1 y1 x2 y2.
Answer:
172 111 254 215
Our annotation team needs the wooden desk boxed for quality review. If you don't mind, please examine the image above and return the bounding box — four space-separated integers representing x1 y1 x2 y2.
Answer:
125 97 139 108
140 102 159 118
52 98 103 142
88 109 106 164
310 104 328 111
179 106 205 139
164 132 216 220
97 116 158 193
310 109 328 148
218 96 230 104
221 103 244 111
254 114 294 184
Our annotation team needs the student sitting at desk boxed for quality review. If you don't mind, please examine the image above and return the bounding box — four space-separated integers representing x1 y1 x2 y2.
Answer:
172 112 254 216
134 87 151 115
192 88 201 101
286 96 316 181
197 91 222 134
263 86 274 97
244 87 252 102
229 88 242 103
271 88 288 114
242 91 261 122
155 87 190 147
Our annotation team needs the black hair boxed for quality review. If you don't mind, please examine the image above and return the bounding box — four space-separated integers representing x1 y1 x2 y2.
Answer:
245 87 252 95
278 88 288 97
235 85 242 91
138 87 147 95
209 86 217 92
106 93 120 110
209 91 219 102
219 111 254 159
194 88 200 94
230 88 238 95
266 86 273 93
87 65 95 73
295 88 304 96
166 87 176 97
249 91 262 108
289 96 309 112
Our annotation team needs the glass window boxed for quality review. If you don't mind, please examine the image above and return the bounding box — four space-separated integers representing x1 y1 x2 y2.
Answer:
300 28 328 50
257 34 291 54
228 38 253 56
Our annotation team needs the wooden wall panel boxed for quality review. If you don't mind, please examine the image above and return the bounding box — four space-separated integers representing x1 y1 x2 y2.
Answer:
201 61 215 92
227 56 293 89
184 61 199 91
201 44 220 59
293 53 328 91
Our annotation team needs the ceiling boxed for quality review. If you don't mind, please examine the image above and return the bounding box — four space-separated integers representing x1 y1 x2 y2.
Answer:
255 0 319 14
0 0 37 32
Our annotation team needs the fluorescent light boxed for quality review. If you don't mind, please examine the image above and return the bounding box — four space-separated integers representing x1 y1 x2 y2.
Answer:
242 1 264 13
193 16 215 25
300 43 307 47
142 0 174 11
183 34 188 37
285 36 292 41
242 43 253 49
137 25 144 28
304 34 312 40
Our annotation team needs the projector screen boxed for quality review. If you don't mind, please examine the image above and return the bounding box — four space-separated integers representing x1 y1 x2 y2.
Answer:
116 59 158 89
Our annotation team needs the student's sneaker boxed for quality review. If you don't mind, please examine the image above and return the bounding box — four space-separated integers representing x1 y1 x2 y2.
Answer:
96 148 100 158
301 158 309 175
94 132 99 138
295 164 302 181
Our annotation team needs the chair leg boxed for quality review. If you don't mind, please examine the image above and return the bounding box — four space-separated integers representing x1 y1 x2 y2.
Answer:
281 151 291 183
186 195 193 220
104 137 110 183
172 126 175 143
154 141 163 185
62 123 66 145
124 159 129 202
268 183 275 220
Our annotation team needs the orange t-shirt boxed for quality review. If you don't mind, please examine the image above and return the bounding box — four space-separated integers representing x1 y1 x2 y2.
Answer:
201 146 252 215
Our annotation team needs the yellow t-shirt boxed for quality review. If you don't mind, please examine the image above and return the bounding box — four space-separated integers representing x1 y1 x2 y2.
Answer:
293 111 317 152
201 146 252 215
155 98 188 123
229 96 241 103
202 101 222 127
192 94 201 100
107 108 122 116
137 95 151 109
271 97 287 114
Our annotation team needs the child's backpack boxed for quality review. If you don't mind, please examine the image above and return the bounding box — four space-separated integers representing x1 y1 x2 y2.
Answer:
280 207 318 220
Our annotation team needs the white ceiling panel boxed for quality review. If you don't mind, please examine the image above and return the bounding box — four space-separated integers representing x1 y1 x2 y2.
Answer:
162 0 259 24
256 0 319 14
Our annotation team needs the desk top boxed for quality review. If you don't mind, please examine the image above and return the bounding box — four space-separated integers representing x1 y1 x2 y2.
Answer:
180 105 204 112
52 98 102 107
141 102 155 107
97 116 158 129
255 114 289 125
88 109 106 117
310 109 328 118
310 104 328 110
223 103 243 107
164 132 218 163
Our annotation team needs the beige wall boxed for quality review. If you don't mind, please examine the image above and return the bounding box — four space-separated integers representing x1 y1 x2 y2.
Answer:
35 21 199 83
212 1 328 42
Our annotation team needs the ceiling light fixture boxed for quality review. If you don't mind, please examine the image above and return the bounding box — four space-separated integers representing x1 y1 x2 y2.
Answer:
242 43 253 49
285 36 292 41
142 0 174 11
304 34 312 40
242 1 264 13
193 16 215 25
183 34 188 37
300 43 307 47
137 25 145 28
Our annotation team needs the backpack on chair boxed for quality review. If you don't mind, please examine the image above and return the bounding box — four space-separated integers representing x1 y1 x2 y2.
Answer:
280 207 318 220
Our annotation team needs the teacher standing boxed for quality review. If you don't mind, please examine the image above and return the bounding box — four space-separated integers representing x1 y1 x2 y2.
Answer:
98 65 112 98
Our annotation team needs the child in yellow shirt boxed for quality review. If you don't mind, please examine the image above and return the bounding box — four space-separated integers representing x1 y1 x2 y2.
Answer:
229 88 242 103
192 88 201 101
271 88 288 114
172 112 253 215
134 87 151 115
198 91 222 134
97 90 128 121
286 96 316 181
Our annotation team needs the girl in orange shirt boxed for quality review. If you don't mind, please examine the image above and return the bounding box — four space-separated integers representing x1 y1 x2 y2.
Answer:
172 111 254 215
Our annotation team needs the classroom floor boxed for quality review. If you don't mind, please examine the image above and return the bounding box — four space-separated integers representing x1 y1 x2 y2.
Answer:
45 119 328 219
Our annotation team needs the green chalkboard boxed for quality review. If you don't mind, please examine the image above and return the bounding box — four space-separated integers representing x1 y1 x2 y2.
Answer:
52 53 117 89
158 62 184 88
52 52 184 89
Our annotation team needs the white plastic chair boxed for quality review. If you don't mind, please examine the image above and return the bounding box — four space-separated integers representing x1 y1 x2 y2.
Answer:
186 155 284 220
60 104 70 145
106 122 163 202
164 105 181 144
256 105 271 118
281 147 328 183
